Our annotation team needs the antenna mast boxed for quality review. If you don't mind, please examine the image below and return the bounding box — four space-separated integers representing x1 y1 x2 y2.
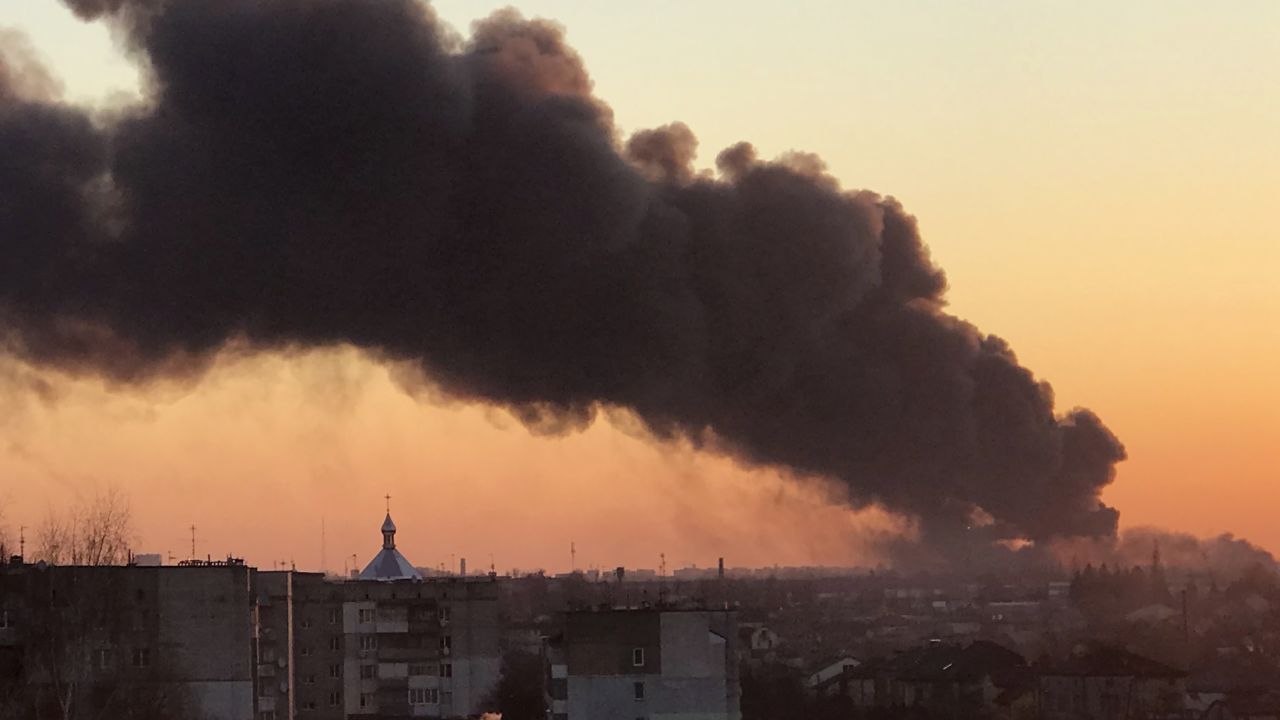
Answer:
189 524 197 561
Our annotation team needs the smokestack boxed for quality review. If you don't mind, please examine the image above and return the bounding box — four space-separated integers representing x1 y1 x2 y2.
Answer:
1 0 1125 563
718 557 725 580
459 557 466 577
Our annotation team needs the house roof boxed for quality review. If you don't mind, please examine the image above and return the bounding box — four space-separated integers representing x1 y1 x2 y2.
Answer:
845 641 1025 683
1043 645 1184 679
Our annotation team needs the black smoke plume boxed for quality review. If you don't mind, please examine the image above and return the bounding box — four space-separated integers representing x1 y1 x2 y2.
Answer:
1 0 1126 559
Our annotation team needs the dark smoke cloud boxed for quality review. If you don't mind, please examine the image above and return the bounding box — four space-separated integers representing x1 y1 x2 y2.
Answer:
1 0 1126 558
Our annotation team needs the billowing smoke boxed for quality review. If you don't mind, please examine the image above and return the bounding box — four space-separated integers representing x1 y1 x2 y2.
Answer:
1 0 1126 559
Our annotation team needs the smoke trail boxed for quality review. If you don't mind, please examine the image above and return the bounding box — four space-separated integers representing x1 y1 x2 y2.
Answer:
1 0 1124 558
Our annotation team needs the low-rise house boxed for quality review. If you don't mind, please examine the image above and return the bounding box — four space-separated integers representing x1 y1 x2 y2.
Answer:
1038 645 1186 720
804 655 859 697
837 640 1027 716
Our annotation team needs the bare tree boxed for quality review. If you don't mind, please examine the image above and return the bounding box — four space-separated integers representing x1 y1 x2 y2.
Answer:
34 487 136 566
0 500 12 560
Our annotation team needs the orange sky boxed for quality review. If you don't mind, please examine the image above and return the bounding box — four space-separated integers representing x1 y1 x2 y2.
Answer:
1 1 1277 572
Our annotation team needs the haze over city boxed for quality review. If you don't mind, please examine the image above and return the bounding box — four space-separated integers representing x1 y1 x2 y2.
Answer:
1 0 1277 577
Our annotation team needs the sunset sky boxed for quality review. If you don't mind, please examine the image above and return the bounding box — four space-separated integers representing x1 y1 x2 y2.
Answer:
1 1 1276 574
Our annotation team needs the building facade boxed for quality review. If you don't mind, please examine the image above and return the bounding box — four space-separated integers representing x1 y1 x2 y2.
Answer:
0 559 257 720
546 607 740 720
0 512 501 720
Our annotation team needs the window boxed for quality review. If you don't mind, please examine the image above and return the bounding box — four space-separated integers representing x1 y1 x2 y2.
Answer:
440 662 453 678
300 618 312 629
328 691 342 707
438 606 451 623
303 674 315 685
97 649 113 669
360 664 376 680
358 608 374 623
301 700 316 711
328 636 341 651
329 663 341 678
300 646 311 657
0 610 9 628
328 609 339 625
409 663 434 676
359 693 375 709
132 648 151 668
440 635 452 653
409 688 436 705
633 681 645 701
632 648 645 667
359 635 378 651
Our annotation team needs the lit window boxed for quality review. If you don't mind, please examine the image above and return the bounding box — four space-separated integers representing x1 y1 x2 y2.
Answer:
632 648 645 667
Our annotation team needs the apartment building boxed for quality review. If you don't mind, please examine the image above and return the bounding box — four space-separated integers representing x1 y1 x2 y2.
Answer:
0 559 257 720
0 511 501 720
546 607 740 720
